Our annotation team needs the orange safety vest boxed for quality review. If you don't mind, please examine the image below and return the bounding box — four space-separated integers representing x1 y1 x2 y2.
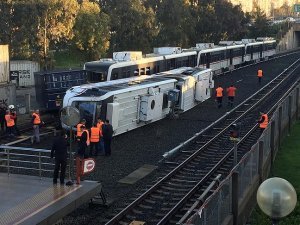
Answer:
5 114 15 127
32 113 41 125
83 129 90 146
90 127 101 143
257 70 263 77
77 123 83 137
259 114 268 129
216 87 223 97
227 87 236 97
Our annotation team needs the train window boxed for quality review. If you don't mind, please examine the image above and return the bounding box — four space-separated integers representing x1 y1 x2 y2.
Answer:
140 68 145 75
146 67 150 75
96 102 102 120
170 59 175 69
112 73 119 80
134 69 139 76
200 55 206 65
75 101 96 128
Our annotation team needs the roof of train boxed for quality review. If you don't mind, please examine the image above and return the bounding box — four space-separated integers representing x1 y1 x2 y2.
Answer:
69 67 208 98
77 76 174 97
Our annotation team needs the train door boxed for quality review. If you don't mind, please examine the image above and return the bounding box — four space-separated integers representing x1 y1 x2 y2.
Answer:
260 44 263 58
241 47 245 62
206 53 211 68
175 82 183 110
76 102 96 128
229 49 233 65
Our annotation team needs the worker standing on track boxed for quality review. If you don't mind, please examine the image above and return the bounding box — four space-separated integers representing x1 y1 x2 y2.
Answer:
90 123 102 157
76 119 86 142
78 125 90 158
9 105 20 136
97 118 104 154
32 109 43 143
226 85 237 108
257 69 263 84
51 130 68 185
258 112 268 133
215 85 224 108
5 110 16 137
102 120 113 156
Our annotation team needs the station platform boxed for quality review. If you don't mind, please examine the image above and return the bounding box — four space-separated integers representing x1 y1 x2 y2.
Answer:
0 173 102 225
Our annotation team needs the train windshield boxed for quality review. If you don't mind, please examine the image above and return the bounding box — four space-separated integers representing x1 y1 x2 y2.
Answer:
73 101 102 128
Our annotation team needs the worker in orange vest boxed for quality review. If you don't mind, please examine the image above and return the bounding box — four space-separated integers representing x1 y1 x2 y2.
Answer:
258 112 268 133
76 119 86 142
226 85 237 108
31 109 43 143
257 69 263 84
97 118 104 154
215 85 224 108
5 110 16 137
90 123 102 157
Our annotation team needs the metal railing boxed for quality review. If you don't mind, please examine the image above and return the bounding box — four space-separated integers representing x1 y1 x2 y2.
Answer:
0 146 54 178
0 145 75 180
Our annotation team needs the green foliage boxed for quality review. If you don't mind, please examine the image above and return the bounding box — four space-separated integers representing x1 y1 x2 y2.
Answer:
109 0 157 53
249 122 300 225
248 6 270 38
155 0 192 47
0 0 284 69
73 0 110 60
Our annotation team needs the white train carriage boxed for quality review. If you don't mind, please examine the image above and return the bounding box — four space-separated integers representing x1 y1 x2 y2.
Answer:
84 48 197 83
244 39 276 62
196 44 245 74
62 67 213 136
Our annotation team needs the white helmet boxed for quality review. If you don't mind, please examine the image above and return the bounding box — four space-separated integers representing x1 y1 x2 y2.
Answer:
8 105 15 110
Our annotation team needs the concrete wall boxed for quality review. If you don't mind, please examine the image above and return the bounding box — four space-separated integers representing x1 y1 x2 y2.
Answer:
277 23 300 52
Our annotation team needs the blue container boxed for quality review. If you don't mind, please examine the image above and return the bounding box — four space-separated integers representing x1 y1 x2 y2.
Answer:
34 70 87 111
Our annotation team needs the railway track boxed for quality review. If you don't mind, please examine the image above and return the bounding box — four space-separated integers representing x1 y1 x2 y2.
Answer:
105 57 300 224
0 116 58 145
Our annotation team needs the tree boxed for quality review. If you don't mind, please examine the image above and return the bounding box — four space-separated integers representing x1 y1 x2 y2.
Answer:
0 0 13 45
249 6 270 38
73 0 110 60
155 0 193 47
109 0 157 53
34 0 79 69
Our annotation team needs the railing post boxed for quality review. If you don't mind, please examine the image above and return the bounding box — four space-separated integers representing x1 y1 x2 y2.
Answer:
288 95 292 135
296 88 299 120
258 141 264 184
278 106 283 146
39 152 42 179
7 149 10 176
270 121 275 167
232 171 239 225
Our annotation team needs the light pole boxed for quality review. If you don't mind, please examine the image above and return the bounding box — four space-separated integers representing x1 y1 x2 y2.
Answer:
257 177 297 224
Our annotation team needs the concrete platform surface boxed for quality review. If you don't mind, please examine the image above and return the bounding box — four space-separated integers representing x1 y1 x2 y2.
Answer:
0 173 102 225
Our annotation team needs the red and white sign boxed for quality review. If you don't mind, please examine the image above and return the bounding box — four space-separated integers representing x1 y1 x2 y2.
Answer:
83 158 96 174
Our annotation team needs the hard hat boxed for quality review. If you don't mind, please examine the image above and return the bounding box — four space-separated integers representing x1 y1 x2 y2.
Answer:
8 105 15 110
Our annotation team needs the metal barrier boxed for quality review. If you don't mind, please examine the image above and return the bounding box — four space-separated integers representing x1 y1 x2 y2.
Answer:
185 84 300 225
0 145 75 179
0 146 54 178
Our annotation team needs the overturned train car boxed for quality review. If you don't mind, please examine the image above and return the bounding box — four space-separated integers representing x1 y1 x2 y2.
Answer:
62 67 213 136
